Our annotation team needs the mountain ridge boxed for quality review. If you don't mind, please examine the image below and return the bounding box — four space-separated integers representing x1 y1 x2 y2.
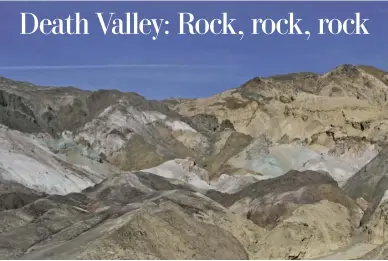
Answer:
1 63 388 259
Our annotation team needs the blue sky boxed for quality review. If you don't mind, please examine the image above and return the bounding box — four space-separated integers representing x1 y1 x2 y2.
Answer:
0 1 387 99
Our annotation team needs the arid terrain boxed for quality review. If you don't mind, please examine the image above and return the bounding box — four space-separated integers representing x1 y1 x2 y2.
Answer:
1 64 388 259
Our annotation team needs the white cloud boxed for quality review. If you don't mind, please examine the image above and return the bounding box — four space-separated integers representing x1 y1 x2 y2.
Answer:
0 64 233 70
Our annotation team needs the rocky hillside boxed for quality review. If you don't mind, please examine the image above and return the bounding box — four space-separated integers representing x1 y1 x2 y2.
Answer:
0 169 368 259
166 64 388 181
1 64 388 259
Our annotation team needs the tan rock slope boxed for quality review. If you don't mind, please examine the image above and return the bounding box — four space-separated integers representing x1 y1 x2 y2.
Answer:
253 200 353 259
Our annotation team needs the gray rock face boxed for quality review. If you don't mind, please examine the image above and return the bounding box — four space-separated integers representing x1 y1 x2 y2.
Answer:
343 146 388 224
187 114 220 136
185 114 235 137
0 181 45 211
0 90 40 132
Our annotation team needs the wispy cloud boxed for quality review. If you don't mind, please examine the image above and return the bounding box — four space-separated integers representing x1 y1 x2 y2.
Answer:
0 64 235 70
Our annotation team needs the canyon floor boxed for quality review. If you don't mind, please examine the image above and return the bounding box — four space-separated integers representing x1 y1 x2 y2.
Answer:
1 64 388 259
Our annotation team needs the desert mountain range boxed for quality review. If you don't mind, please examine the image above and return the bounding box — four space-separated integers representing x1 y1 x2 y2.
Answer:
1 64 388 259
